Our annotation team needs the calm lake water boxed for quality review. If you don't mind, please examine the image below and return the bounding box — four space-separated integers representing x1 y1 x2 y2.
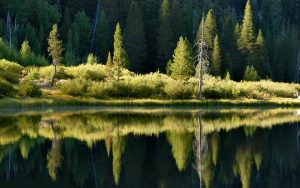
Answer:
1 107 300 188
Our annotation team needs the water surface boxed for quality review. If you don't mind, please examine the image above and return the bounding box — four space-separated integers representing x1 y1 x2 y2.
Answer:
0 107 300 188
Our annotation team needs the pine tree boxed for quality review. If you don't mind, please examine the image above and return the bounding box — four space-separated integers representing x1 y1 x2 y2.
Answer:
250 29 272 78
238 0 255 54
113 23 128 80
196 10 217 50
106 51 114 81
96 11 110 62
124 1 147 73
20 40 31 59
48 24 63 85
243 65 260 81
156 0 175 72
211 35 222 76
86 53 98 65
170 37 194 80
72 11 91 58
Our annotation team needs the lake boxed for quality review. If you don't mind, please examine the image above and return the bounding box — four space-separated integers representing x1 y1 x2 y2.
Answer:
0 107 300 188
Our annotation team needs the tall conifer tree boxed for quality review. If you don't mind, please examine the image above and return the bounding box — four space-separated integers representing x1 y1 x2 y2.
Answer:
211 35 222 76
156 0 175 72
124 1 147 73
170 37 194 80
113 23 128 80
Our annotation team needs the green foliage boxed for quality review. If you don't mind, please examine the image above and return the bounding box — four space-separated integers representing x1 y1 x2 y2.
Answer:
48 24 64 64
243 66 260 81
113 23 128 80
86 53 98 65
0 59 23 83
58 78 91 96
250 30 272 79
0 78 16 96
198 9 218 49
66 64 106 82
17 80 42 97
19 41 48 66
238 0 255 54
225 70 231 80
124 1 147 72
156 0 175 72
164 80 194 99
211 35 222 76
166 60 173 76
170 37 194 80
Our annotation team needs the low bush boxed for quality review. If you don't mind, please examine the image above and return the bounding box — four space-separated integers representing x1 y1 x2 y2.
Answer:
164 80 194 99
17 80 42 97
0 59 23 83
57 79 91 96
0 78 16 96
66 64 106 81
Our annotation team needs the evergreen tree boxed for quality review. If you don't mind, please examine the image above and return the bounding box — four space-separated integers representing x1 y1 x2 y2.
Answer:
238 0 255 54
251 29 272 78
170 37 194 80
156 0 175 72
113 23 128 80
86 53 98 65
211 35 222 76
106 51 114 81
96 11 110 62
20 40 32 66
71 11 91 58
20 40 31 59
47 24 63 85
124 1 147 73
243 65 260 81
196 9 218 50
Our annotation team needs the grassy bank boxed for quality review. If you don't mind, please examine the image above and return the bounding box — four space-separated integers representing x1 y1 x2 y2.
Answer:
1 96 300 109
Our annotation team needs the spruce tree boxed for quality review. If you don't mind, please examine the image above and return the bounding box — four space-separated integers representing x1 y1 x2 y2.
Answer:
96 11 110 62
113 23 128 80
48 24 64 85
106 51 114 81
156 0 175 72
71 11 91 58
251 29 272 78
86 53 98 65
124 1 147 73
170 37 194 80
196 9 217 50
20 40 31 59
238 0 255 54
211 35 222 76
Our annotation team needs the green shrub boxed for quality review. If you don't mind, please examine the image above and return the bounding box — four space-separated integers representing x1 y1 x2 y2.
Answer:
0 59 23 83
243 65 260 81
0 78 16 96
39 66 73 80
27 67 40 80
17 80 42 97
66 64 106 81
57 79 91 96
164 81 194 99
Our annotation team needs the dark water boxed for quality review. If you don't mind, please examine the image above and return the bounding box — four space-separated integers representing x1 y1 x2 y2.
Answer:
1 107 300 188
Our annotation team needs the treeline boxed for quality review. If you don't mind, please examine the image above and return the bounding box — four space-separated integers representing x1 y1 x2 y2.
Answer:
0 0 299 82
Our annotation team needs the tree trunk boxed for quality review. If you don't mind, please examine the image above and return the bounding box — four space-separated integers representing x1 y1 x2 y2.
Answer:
51 62 57 86
90 0 101 53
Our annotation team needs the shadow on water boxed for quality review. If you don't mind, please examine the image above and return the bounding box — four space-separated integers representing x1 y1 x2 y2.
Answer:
1 108 300 187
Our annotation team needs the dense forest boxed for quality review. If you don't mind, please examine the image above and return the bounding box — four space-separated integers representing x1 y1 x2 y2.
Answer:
0 0 299 82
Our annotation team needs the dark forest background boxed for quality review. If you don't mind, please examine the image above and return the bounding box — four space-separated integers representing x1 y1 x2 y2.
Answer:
0 0 299 82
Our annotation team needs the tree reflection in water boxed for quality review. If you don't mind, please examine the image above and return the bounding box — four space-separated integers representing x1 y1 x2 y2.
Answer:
0 108 299 187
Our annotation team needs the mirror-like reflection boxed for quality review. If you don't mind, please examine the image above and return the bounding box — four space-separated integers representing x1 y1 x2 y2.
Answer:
1 108 300 188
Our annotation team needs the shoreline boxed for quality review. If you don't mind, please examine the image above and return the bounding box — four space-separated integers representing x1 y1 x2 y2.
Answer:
1 97 300 109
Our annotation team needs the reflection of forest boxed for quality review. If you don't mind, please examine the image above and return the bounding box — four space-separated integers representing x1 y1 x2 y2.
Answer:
0 108 300 187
